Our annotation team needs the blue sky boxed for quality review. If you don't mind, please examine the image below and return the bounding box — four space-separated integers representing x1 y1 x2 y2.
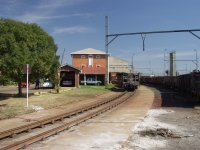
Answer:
1 0 200 75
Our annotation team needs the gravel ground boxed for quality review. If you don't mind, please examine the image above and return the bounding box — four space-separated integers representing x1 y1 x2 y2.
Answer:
120 86 200 150
120 108 200 150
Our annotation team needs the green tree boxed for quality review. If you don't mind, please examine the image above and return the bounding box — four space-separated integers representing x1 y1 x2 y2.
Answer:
0 18 59 96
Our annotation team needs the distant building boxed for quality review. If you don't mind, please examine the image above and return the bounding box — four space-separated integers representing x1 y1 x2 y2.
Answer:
70 48 131 84
109 56 130 73
109 56 131 83
169 52 176 76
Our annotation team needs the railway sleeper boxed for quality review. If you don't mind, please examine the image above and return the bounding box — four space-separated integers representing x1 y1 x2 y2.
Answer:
22 144 28 149
40 124 44 128
0 92 131 149
26 128 32 133
10 133 16 138
41 137 46 141
55 131 59 135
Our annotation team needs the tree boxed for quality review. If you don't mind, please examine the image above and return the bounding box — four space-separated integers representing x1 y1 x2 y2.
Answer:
0 18 59 96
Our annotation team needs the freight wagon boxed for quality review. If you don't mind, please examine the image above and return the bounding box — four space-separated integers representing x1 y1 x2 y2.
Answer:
141 71 200 103
113 73 140 91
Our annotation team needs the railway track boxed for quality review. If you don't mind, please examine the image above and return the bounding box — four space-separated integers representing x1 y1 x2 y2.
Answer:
0 91 134 150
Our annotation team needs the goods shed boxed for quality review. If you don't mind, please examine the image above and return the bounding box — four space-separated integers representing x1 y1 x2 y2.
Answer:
60 64 80 87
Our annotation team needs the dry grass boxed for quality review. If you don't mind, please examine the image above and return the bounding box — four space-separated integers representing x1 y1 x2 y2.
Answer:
0 85 113 120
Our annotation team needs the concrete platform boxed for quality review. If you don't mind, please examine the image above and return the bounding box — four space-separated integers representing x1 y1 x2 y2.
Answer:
26 86 155 150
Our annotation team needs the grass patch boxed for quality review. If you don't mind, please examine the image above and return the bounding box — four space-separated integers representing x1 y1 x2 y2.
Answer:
0 98 34 120
0 85 113 120
68 85 111 97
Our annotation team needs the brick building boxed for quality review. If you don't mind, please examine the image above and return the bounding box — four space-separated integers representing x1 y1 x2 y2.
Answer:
70 48 131 85
71 48 108 84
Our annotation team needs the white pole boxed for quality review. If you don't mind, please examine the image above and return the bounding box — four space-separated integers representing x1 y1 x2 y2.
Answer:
84 74 86 85
26 64 29 108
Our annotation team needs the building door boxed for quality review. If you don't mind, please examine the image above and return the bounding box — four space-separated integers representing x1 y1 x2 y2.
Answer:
88 55 93 67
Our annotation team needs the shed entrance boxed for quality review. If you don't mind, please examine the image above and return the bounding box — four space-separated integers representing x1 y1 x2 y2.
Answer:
60 71 75 87
60 64 80 87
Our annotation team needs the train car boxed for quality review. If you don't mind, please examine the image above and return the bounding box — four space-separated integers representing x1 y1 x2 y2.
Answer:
111 72 128 86
113 72 140 91
163 76 178 90
190 72 200 100
123 73 140 91
177 73 191 94
141 71 200 103
141 76 164 86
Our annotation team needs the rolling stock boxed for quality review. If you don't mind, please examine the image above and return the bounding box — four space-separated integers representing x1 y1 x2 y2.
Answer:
112 73 140 91
141 71 200 103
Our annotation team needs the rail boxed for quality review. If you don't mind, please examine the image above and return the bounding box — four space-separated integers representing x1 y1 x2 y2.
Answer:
0 91 134 150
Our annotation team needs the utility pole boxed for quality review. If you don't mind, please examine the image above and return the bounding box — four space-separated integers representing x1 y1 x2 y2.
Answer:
56 49 65 93
194 49 198 71
164 49 167 75
149 61 152 75
132 53 134 73
105 16 109 85
185 64 188 74
60 48 65 65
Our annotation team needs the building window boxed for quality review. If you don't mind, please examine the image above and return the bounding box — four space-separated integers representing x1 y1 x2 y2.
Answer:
96 55 101 59
88 55 93 67
81 55 85 58
96 64 101 68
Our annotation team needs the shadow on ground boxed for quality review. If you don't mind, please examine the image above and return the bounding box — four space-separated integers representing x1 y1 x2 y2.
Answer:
145 84 199 108
109 87 126 92
0 93 36 101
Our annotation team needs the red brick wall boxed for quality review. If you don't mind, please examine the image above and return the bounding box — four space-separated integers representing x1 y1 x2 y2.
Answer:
72 54 106 70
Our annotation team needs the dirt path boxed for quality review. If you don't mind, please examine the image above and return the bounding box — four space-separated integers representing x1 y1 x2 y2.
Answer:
26 86 155 150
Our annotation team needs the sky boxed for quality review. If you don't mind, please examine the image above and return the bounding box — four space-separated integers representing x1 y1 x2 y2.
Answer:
1 0 200 75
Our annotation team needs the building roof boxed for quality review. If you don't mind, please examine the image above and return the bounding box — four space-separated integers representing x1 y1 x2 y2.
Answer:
70 48 106 55
109 56 130 73
60 64 80 72
109 56 128 64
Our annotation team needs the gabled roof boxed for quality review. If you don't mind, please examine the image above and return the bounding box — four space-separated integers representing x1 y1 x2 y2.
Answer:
109 56 128 64
70 48 106 55
109 56 130 73
60 64 80 72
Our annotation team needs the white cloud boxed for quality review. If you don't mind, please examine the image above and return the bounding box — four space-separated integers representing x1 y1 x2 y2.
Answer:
36 0 89 10
176 51 196 57
14 0 92 23
19 13 93 23
53 26 95 34
19 14 66 23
